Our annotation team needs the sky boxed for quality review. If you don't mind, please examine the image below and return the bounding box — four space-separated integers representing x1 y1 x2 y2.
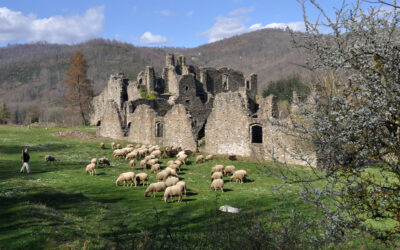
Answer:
0 0 379 48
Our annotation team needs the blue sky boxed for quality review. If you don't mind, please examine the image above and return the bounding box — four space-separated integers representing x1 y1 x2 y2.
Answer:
0 0 374 48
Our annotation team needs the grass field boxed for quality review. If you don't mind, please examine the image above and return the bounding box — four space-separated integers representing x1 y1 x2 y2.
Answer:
0 125 385 249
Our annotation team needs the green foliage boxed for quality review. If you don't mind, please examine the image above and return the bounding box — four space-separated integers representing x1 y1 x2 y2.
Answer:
262 75 310 102
0 102 10 124
140 88 157 100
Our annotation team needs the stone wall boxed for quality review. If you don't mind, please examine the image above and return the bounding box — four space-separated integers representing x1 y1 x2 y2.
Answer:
126 104 159 145
97 101 125 139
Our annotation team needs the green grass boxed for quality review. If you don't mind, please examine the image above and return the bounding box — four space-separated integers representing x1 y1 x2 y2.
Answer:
0 125 382 249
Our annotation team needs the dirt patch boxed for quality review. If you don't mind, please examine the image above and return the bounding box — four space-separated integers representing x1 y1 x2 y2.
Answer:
53 130 98 141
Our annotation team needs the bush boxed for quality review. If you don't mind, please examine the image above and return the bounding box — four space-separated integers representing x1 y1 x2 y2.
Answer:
262 75 310 102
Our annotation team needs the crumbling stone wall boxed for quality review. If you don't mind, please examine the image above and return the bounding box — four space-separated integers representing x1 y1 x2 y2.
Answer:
126 104 159 145
97 101 125 139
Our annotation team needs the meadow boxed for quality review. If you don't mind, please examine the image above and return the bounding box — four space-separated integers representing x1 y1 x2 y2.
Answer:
0 125 384 249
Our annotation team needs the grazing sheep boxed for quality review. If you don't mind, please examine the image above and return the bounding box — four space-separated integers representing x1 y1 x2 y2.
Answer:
184 150 193 156
174 159 183 167
111 142 116 149
165 176 179 187
91 158 97 164
211 165 224 174
138 149 146 159
124 147 135 153
135 144 141 149
177 154 188 165
165 148 178 158
151 163 160 173
228 155 238 161
144 182 167 197
163 185 183 203
115 172 135 186
140 159 147 168
129 160 135 169
126 144 134 148
176 181 187 195
85 163 96 176
147 158 159 166
45 155 58 163
151 150 162 158
230 170 247 183
100 142 105 149
156 170 171 181
126 150 138 160
205 154 214 161
168 164 180 172
167 160 175 167
211 179 224 192
196 155 204 163
224 165 236 176
112 149 125 158
99 157 110 166
211 171 223 181
116 144 122 149
176 151 186 158
165 167 178 177
135 173 149 186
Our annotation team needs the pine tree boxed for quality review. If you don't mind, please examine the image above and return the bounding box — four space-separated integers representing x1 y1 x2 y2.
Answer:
0 102 10 124
62 51 94 125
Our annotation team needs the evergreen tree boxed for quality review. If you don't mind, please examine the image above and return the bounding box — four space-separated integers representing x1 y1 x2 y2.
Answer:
0 102 10 124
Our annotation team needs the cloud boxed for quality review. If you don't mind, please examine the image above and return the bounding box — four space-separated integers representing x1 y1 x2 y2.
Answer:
0 6 104 44
264 21 305 32
201 16 249 42
139 32 167 44
228 7 254 16
157 9 174 17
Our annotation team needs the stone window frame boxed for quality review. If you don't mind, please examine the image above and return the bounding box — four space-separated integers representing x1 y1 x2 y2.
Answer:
222 74 229 90
155 121 163 137
250 123 263 144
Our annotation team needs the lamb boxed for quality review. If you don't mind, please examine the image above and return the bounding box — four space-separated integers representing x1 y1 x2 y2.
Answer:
196 155 204 163
211 179 224 192
135 173 149 186
205 154 214 161
211 165 224 174
129 160 135 169
163 185 183 203
140 159 147 168
111 142 116 149
100 142 105 149
224 165 236 176
112 149 125 158
165 167 178 176
45 155 58 163
151 150 162 158
230 170 247 183
211 171 223 181
156 170 171 181
165 176 179 187
176 181 187 195
144 182 167 197
99 157 110 166
151 163 160 173
115 172 135 186
85 163 96 176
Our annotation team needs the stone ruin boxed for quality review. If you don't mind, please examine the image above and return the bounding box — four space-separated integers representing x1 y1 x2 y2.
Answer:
90 53 316 166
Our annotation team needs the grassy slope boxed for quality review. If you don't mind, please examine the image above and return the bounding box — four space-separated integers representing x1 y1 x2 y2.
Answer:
0 125 318 249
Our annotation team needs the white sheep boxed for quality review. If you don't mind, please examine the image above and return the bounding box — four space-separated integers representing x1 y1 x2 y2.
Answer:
165 167 178 176
111 142 116 149
177 154 188 165
176 181 187 196
230 170 247 183
112 149 125 158
116 172 135 186
116 144 122 149
205 154 214 161
129 160 136 169
126 150 139 160
167 160 175 167
176 151 186 158
100 142 105 149
196 155 204 163
151 163 160 173
147 158 159 166
211 171 223 181
165 176 179 187
91 158 97 164
211 165 224 174
144 182 167 197
163 185 183 202
211 179 224 192
99 157 110 166
156 170 171 181
85 163 96 176
135 144 141 149
135 173 149 186
168 164 180 172
140 159 147 168
151 149 162 158
224 165 236 176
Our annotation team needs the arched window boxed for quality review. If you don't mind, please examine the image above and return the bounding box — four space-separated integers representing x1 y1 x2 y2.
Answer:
96 120 101 126
250 124 263 143
155 122 163 137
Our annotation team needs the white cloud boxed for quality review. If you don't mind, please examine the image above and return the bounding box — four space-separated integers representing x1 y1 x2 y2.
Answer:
0 6 104 44
201 16 248 42
264 21 305 32
228 7 254 16
158 9 174 17
139 32 167 44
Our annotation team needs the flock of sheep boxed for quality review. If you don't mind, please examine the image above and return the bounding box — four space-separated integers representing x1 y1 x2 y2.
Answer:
48 141 249 203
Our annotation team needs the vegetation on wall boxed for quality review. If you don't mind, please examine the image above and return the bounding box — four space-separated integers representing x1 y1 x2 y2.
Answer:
262 75 310 102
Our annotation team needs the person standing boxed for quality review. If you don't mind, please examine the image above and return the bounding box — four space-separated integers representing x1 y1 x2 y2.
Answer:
20 148 30 174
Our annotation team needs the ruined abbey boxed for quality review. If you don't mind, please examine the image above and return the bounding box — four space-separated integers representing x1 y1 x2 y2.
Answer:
90 54 314 165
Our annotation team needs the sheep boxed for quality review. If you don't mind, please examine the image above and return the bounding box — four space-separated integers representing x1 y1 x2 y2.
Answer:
165 176 179 187
135 144 141 149
165 148 178 158
156 170 171 181
163 185 183 203
176 181 187 196
100 142 105 149
211 165 224 174
211 179 224 192
165 167 178 177
228 155 238 161
91 158 97 164
177 154 188 165
224 165 236 176
124 147 135 153
85 163 96 176
99 157 110 166
151 163 160 173
140 159 147 168
144 182 167 198
205 154 214 161
135 173 149 186
196 155 204 163
111 142 116 149
115 172 135 186
45 155 58 163
211 171 223 181
126 150 139 160
168 164 180 172
167 160 175 167
230 170 247 183
151 150 162 158
147 159 159 167
174 159 183 167
116 144 122 149
112 149 125 158
129 160 135 169
138 149 146 159
126 144 134 148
